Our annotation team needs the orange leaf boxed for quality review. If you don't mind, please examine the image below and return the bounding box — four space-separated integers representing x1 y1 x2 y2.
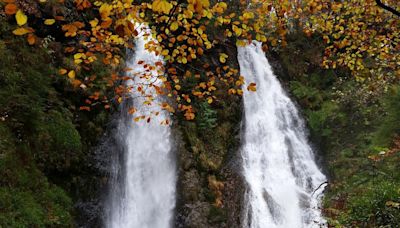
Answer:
79 106 91 111
100 18 112 29
247 83 257 92
72 21 85 28
128 107 137 114
27 33 35 45
72 79 81 87
5 3 17 15
64 47 75 53
12 27 33 35
54 16 65 21
59 68 68 75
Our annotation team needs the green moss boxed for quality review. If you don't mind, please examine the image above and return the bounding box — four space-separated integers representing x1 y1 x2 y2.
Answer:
372 86 400 147
207 206 227 224
0 14 112 225
0 136 73 227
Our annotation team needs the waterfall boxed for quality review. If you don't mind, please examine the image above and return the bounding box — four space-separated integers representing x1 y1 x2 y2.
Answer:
105 27 176 228
238 42 327 228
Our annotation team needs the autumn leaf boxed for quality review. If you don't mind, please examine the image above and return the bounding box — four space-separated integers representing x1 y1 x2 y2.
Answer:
99 3 112 19
128 107 137 114
242 12 254 20
68 70 76 79
27 33 35 45
62 24 78 37
219 53 228 63
170 21 179 31
59 68 68 75
232 24 242 36
12 27 33 35
15 10 27 26
75 0 91 10
44 19 56 25
5 3 17 15
79 106 91 111
152 0 173 14
247 83 257 92
89 18 99 27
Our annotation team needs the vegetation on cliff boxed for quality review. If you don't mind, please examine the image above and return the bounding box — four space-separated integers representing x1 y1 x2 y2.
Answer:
0 8 116 226
268 31 400 227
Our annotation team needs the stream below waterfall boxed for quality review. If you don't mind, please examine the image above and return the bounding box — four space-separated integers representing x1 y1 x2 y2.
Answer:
238 42 327 228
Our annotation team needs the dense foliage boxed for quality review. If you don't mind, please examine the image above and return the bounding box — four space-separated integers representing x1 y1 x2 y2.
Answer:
1 0 398 120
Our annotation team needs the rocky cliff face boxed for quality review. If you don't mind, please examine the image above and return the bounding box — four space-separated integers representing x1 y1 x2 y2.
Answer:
174 41 245 228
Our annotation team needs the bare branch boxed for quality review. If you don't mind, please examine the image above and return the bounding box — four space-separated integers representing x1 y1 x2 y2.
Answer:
375 0 400 17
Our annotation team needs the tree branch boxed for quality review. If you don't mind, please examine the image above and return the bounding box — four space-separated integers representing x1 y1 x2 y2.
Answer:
375 0 400 17
311 181 328 197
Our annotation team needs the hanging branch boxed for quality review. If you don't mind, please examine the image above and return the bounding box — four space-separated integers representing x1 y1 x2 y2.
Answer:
311 181 328 197
375 0 400 17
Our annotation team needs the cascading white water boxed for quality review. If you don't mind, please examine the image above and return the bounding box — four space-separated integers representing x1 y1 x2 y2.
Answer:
106 27 176 228
238 42 327 228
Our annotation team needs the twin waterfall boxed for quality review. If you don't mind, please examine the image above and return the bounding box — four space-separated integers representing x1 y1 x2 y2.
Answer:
105 32 176 228
238 42 327 227
105 37 326 227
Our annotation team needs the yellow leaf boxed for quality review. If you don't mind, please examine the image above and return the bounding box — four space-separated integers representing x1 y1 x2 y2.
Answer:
152 0 173 14
74 53 85 59
207 97 213 104
219 53 228 63
236 40 246 46
99 3 112 19
181 57 187 64
89 18 99 27
44 19 55 25
68 70 75 79
232 24 242 36
12 27 33 35
170 21 179 31
242 12 254 20
161 49 169 56
15 10 27 26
